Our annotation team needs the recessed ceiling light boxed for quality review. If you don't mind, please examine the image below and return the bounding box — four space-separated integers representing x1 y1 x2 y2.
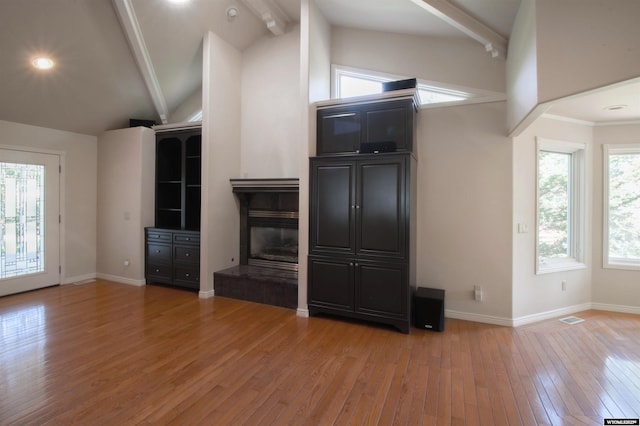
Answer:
32 56 55 70
167 0 189 4
604 104 628 111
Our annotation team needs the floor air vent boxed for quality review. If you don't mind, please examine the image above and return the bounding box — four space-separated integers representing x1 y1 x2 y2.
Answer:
559 316 584 325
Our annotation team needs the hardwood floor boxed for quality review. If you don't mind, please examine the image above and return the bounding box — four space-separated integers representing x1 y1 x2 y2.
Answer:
1 280 639 425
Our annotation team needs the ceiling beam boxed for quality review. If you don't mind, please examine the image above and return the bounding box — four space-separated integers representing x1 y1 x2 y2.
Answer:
112 0 169 123
241 0 290 36
409 0 508 59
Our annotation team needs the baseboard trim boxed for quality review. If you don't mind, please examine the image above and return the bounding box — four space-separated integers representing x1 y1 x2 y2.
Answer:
62 273 97 285
445 310 512 327
591 303 640 315
199 289 215 299
95 273 145 287
512 303 593 327
296 308 309 318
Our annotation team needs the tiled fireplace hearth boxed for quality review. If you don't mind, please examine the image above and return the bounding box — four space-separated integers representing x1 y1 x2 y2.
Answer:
213 178 298 309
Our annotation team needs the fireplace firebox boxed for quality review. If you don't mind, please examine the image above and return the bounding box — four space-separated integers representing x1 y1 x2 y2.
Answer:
248 220 298 272
213 179 299 309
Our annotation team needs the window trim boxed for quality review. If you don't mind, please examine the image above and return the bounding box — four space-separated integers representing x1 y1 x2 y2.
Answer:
535 138 587 274
331 64 505 108
603 143 640 271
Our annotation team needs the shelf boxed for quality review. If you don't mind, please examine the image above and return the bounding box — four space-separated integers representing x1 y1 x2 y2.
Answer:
155 127 202 231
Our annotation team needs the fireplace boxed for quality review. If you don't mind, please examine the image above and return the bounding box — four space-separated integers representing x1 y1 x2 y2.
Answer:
248 218 298 272
213 179 299 309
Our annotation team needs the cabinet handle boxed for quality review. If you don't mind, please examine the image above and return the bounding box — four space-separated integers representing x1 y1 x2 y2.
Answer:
155 268 160 272
185 237 190 241
349 262 354 266
355 263 359 267
356 205 360 209
185 253 190 257
326 112 356 119
185 273 190 277
155 250 161 253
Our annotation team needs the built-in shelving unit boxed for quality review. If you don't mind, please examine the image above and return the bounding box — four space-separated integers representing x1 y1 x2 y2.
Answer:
146 122 201 290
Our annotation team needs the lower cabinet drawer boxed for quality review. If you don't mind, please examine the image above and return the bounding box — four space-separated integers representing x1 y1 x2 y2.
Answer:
173 266 200 289
174 246 200 264
146 263 172 282
147 243 171 262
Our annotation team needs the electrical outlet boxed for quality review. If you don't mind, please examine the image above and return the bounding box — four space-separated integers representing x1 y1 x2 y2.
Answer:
474 285 483 302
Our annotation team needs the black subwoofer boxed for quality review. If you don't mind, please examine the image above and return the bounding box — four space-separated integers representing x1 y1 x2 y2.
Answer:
413 287 445 331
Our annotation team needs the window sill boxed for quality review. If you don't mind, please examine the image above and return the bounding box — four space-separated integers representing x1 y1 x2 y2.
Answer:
536 260 587 275
604 261 640 271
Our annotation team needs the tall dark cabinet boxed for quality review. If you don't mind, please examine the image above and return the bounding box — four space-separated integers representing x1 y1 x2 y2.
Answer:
145 124 202 290
309 90 417 333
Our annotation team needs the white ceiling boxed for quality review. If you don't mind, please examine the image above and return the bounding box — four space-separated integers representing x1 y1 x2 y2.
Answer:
0 0 636 136
545 80 640 125
315 0 518 39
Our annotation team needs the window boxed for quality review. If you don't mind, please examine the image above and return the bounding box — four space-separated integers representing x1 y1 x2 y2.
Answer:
332 65 505 107
603 144 640 270
536 138 586 274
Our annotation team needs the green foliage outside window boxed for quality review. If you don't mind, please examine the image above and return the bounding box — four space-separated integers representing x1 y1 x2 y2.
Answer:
538 151 570 260
608 153 640 260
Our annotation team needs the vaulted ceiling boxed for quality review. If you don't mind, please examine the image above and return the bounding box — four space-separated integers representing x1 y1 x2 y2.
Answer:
0 0 636 136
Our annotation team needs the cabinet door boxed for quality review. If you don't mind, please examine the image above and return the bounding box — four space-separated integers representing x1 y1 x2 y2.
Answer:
310 159 355 254
317 107 361 155
308 256 353 312
362 100 413 152
355 261 407 318
356 157 406 258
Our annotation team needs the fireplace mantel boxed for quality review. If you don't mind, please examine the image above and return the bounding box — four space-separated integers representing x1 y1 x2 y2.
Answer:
230 178 299 193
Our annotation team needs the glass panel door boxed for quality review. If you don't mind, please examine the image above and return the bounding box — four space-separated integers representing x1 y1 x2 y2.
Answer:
0 149 60 296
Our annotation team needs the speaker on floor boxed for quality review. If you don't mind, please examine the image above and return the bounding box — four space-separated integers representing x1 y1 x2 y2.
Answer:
413 287 445 331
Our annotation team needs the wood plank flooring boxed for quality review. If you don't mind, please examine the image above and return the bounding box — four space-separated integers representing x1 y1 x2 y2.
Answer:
1 280 639 425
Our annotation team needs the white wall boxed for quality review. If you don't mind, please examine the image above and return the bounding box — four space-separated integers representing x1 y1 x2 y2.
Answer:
332 27 505 94
96 127 155 285
536 0 640 103
169 86 202 123
417 102 513 323
297 0 331 314
201 31 242 297
0 120 97 283
591 123 640 312
507 0 640 134
512 116 593 322
506 0 538 133
241 26 301 178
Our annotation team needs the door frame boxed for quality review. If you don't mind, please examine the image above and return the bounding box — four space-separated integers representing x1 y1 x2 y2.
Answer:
0 144 67 285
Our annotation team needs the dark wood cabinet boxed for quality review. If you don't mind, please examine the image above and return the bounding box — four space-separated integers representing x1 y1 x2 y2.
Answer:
310 155 407 259
316 97 416 155
155 127 201 230
308 153 415 333
146 124 201 290
145 228 200 290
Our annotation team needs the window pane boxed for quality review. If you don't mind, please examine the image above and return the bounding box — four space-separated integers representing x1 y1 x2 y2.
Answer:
608 153 640 261
339 75 382 98
538 151 571 260
0 162 46 278
418 88 467 104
